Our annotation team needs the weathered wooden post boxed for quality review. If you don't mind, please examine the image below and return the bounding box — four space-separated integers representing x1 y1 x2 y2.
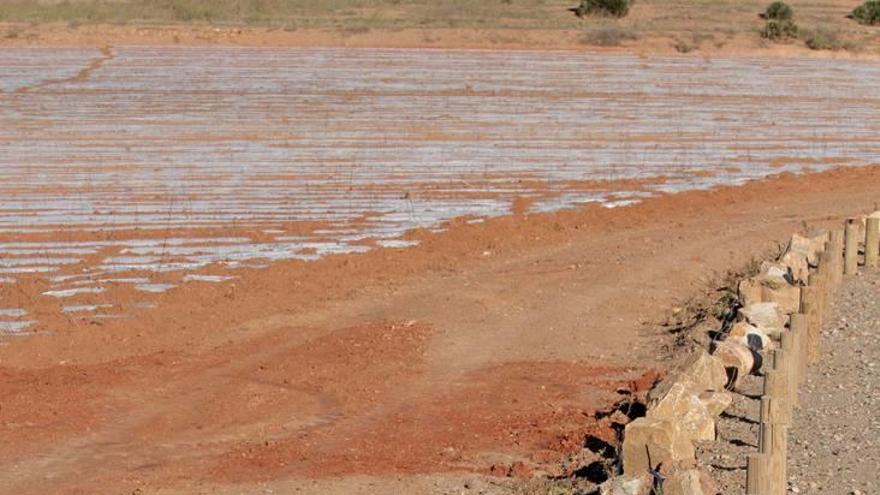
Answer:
844 218 860 275
789 313 809 385
759 394 788 495
779 333 797 403
866 217 880 268
800 283 820 363
747 453 772 495
830 230 844 287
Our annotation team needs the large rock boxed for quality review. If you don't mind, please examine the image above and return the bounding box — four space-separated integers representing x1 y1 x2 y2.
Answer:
698 391 733 417
758 261 791 285
711 340 756 387
663 469 717 495
599 475 651 495
738 302 786 336
648 372 695 403
738 265 801 314
737 265 809 314
737 278 763 307
727 321 771 351
622 417 695 476
680 350 728 393
780 251 810 284
786 232 828 266
647 381 715 442
762 283 801 315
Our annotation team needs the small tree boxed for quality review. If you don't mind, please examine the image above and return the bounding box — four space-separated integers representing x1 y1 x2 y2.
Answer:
851 0 880 25
574 0 632 18
762 1 793 20
760 1 798 41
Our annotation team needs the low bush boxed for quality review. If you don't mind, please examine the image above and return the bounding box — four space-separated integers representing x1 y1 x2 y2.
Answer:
573 0 632 18
760 2 797 41
762 1 793 20
761 19 798 40
851 0 880 25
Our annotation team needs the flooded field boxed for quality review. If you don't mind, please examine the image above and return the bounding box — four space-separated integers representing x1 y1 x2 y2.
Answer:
1 47 879 333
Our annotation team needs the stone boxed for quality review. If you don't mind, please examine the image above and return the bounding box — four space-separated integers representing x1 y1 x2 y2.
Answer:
711 340 755 387
781 251 810 284
787 232 828 266
680 349 728 393
739 271 801 315
647 381 715 442
727 321 771 351
599 474 651 495
697 391 733 416
761 283 801 315
622 417 695 476
739 302 786 336
738 278 763 307
663 469 717 495
648 372 696 403
759 261 791 286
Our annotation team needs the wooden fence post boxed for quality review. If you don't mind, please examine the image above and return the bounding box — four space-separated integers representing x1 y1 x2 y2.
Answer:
844 218 860 275
759 395 788 495
789 313 808 385
800 285 820 363
866 217 880 268
747 453 772 495
779 333 797 404
830 230 844 287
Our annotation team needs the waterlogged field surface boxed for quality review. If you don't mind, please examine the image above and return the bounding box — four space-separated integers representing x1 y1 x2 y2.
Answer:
1 46 879 333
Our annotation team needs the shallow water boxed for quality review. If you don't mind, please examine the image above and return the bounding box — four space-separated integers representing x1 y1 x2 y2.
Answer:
1 47 878 327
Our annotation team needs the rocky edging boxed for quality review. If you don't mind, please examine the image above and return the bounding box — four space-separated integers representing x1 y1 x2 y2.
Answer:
596 210 880 495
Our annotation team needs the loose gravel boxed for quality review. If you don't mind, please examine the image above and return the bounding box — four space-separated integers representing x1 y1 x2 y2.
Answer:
787 269 880 494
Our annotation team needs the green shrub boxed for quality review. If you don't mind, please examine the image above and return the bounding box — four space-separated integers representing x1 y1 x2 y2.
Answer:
851 0 880 25
763 1 793 20
761 19 798 40
574 0 632 18
759 2 797 41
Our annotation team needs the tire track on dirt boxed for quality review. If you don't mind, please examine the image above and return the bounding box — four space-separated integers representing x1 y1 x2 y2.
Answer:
12 45 114 94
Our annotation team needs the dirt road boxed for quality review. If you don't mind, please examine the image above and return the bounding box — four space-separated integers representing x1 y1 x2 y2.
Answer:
0 166 877 494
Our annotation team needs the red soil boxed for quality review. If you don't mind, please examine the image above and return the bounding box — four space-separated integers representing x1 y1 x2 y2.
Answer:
1 166 879 494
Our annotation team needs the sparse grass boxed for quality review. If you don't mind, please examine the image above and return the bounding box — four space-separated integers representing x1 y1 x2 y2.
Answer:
803 26 857 50
579 25 638 46
672 36 697 53
659 253 768 353
0 0 878 55
0 0 588 30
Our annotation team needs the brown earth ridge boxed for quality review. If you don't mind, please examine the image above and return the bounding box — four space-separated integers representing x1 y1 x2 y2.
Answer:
2 23 880 60
1 165 879 494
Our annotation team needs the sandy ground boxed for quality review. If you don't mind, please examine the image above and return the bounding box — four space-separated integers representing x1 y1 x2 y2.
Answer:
1 23 879 61
0 166 878 494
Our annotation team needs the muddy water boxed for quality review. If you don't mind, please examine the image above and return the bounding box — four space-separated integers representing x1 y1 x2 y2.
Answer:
1 47 878 332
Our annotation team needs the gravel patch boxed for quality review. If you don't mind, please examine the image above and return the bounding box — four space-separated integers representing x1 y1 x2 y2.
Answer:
787 269 880 494
696 369 763 491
